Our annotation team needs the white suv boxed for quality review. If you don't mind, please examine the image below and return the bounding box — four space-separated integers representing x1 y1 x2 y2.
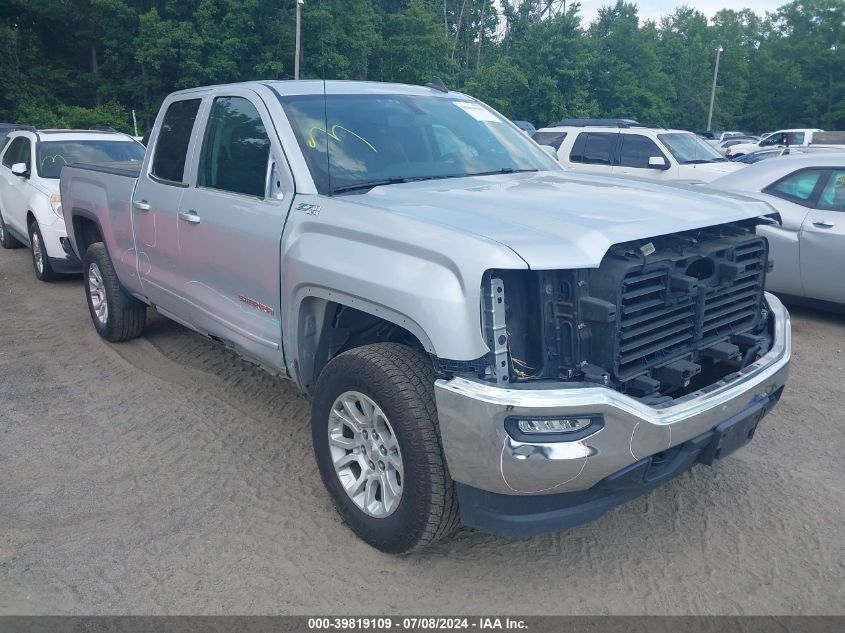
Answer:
533 119 744 183
0 128 145 281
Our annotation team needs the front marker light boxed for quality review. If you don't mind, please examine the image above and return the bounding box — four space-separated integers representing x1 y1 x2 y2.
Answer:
49 194 63 218
505 415 603 442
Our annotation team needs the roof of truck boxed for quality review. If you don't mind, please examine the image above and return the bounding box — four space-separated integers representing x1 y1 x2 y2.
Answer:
168 79 475 100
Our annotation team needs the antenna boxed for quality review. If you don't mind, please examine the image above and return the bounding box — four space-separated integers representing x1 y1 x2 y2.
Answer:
319 0 331 195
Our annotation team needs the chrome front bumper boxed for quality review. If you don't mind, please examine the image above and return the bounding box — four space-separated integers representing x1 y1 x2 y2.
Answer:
434 293 791 497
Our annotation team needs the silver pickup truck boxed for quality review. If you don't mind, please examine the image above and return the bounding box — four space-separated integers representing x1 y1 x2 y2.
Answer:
60 80 791 553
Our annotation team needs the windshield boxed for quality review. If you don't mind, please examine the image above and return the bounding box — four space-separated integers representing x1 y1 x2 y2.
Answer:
658 133 726 164
36 140 145 179
278 94 558 194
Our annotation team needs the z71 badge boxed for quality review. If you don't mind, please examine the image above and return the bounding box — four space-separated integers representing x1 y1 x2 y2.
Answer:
295 202 322 216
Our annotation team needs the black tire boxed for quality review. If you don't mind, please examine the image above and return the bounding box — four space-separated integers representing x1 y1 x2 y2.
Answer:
312 343 460 554
28 222 58 282
0 211 22 249
82 242 146 342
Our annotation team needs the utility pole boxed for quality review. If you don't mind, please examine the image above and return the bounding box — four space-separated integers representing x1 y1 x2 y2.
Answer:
707 45 723 132
295 0 304 80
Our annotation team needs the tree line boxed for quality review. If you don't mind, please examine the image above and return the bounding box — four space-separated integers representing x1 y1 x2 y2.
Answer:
0 0 842 134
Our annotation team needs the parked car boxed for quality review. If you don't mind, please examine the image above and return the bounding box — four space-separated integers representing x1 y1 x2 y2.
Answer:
732 145 845 164
61 81 789 553
534 119 745 182
710 154 845 307
724 128 828 158
715 136 760 155
0 128 145 280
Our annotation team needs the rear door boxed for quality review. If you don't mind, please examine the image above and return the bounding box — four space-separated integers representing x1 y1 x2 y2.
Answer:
177 89 294 367
565 132 618 175
612 133 676 180
132 97 204 319
800 168 845 303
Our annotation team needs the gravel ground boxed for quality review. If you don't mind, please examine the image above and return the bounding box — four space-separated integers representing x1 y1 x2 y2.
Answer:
0 244 843 615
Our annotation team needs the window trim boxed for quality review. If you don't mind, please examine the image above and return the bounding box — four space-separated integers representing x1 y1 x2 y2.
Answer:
763 167 830 208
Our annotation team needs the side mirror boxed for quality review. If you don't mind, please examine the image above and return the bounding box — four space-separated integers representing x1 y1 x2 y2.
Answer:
11 162 29 178
648 156 669 170
540 145 558 159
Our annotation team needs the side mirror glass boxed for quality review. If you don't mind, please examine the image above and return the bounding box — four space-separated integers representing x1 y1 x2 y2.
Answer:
540 145 558 159
648 156 668 169
11 162 29 178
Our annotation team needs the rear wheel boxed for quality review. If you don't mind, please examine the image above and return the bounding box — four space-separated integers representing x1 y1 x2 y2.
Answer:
83 242 146 342
29 222 58 282
312 343 459 554
0 212 22 249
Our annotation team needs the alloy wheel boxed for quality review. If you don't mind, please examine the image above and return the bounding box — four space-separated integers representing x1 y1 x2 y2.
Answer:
88 262 109 325
328 390 403 518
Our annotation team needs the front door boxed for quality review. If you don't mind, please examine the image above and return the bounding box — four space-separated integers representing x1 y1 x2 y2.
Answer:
800 169 845 304
177 91 293 367
612 133 676 180
0 136 34 240
132 97 204 318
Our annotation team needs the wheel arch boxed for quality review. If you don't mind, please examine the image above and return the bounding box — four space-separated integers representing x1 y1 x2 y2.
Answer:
292 288 436 394
69 208 105 259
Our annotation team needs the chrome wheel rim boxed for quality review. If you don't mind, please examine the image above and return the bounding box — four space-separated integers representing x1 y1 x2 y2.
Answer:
88 263 108 325
328 390 403 518
32 232 43 274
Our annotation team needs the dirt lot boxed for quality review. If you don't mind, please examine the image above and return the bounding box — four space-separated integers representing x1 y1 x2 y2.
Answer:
0 244 843 616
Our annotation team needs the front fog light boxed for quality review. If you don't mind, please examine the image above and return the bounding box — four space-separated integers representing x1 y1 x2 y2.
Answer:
505 415 603 442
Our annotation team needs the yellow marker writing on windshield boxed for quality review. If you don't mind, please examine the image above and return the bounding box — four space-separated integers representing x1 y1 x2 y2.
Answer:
307 125 377 153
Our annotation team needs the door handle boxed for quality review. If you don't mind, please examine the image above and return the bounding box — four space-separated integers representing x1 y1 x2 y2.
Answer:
812 220 835 229
133 200 151 212
178 210 201 225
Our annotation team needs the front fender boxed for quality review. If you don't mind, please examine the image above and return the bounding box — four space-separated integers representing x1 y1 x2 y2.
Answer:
281 196 528 382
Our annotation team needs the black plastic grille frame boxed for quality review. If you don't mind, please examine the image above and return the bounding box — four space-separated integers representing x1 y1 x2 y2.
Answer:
613 237 768 380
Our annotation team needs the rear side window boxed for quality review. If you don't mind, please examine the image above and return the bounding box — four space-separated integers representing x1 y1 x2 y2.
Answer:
763 168 824 206
618 134 664 168
570 132 616 165
532 131 568 150
818 170 845 211
198 97 271 197
151 98 201 184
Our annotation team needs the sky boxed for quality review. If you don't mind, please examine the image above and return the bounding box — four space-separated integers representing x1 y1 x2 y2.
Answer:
569 0 784 24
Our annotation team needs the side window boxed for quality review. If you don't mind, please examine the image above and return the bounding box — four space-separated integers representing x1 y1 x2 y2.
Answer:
198 96 272 197
570 132 616 165
619 134 664 168
818 170 845 212
151 98 202 184
532 131 567 150
761 133 785 147
788 132 805 145
2 137 26 168
763 169 824 207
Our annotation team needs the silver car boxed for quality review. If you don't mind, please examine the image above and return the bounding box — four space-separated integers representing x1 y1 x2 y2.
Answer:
710 154 845 306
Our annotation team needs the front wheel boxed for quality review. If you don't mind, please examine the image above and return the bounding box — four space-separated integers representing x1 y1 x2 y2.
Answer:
312 343 459 554
83 242 146 342
29 222 58 282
